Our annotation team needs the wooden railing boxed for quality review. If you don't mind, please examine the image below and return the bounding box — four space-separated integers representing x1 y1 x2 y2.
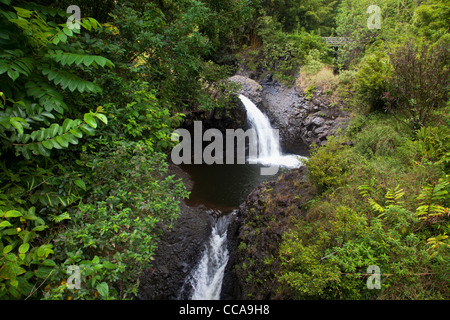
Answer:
323 37 348 47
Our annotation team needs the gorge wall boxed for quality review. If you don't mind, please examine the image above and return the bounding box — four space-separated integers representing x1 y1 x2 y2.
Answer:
228 74 349 151
137 72 349 300
227 74 350 299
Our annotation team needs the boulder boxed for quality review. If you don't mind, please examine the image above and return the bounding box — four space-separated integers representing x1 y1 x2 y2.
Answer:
228 75 263 107
137 165 212 300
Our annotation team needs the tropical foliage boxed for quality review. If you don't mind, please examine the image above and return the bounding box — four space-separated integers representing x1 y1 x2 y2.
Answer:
1 0 448 301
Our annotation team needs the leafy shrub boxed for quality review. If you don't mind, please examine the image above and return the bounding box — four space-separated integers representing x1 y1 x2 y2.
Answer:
103 81 185 152
412 0 450 42
305 136 355 193
301 49 325 76
279 179 449 300
0 1 112 299
0 1 190 300
278 235 341 299
384 39 450 129
353 123 406 159
0 4 114 159
354 51 392 112
44 142 188 299
0 205 56 299
414 126 450 169
256 16 332 83
335 69 357 105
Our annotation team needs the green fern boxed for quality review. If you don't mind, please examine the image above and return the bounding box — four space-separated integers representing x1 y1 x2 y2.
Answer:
359 181 405 217
45 50 115 69
11 109 107 159
49 212 71 223
416 175 449 219
0 2 113 159
41 67 102 93
385 185 405 207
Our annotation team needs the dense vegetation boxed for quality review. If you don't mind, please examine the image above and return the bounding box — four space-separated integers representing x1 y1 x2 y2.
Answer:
236 0 449 300
0 0 241 299
0 0 448 300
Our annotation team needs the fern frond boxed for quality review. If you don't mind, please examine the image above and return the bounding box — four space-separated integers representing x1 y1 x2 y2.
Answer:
41 67 102 93
416 176 449 219
45 50 115 69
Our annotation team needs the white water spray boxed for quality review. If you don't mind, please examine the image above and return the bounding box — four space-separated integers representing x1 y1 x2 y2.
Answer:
182 96 305 300
239 94 305 168
189 214 232 300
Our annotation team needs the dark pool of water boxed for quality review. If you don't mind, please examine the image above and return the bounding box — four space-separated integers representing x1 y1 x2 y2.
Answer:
178 136 310 213
180 163 278 213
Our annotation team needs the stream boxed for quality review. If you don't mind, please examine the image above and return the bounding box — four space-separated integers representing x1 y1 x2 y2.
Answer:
178 95 308 300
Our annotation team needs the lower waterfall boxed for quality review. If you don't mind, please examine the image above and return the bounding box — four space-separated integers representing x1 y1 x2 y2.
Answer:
182 212 233 300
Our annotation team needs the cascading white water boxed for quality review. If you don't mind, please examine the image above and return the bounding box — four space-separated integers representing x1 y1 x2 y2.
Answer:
240 94 281 159
238 94 305 168
189 213 232 300
181 96 304 300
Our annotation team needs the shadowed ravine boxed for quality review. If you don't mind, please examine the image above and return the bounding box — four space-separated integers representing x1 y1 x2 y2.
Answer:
178 95 306 300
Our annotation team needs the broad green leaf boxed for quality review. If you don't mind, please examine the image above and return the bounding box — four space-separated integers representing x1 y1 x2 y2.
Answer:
18 243 30 254
0 62 8 74
22 148 32 160
22 231 34 244
80 124 95 135
68 79 77 92
33 225 48 232
35 266 53 279
37 142 51 156
0 221 13 228
84 113 97 128
74 179 86 191
51 139 62 149
77 81 86 93
5 210 22 218
49 123 59 137
65 134 79 145
62 27 73 37
5 253 17 262
7 69 20 81
94 56 107 68
42 259 56 267
3 245 13 254
56 135 69 148
41 111 55 119
57 31 67 43
36 129 45 141
62 118 73 132
84 55 95 66
10 118 24 134
41 140 53 150
94 113 108 124
70 128 83 138
96 282 109 297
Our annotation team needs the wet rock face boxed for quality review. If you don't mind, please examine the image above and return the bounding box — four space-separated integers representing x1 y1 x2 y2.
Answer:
234 167 315 299
227 75 263 107
230 74 349 152
260 75 350 150
137 165 212 300
137 73 349 300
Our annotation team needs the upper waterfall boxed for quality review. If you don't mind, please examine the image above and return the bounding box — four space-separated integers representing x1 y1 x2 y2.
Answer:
238 94 305 169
